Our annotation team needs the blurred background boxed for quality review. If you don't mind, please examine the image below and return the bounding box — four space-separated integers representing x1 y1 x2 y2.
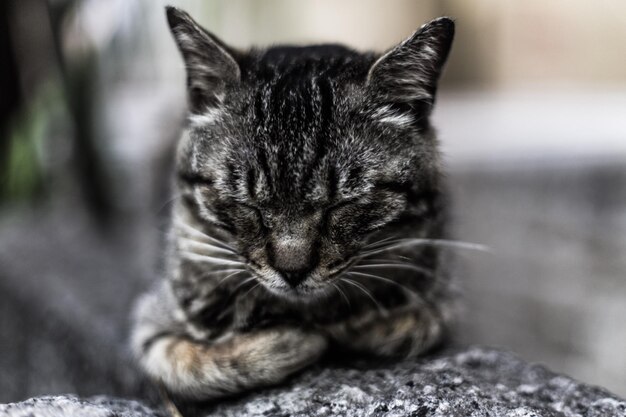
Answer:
1 0 625 402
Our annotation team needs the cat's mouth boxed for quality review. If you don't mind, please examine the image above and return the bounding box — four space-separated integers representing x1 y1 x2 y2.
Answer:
269 285 314 300
248 269 334 301
244 254 360 301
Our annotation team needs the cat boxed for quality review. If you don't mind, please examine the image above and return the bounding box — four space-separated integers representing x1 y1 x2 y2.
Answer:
131 6 456 400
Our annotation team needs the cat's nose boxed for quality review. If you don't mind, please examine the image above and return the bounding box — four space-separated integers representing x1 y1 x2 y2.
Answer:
280 270 309 288
267 236 317 287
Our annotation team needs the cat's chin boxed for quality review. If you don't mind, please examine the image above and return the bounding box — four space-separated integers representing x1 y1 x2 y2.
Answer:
262 283 332 303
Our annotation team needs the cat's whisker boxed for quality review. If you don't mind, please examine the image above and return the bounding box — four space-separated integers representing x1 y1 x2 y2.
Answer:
216 270 249 286
360 256 423 263
198 268 248 278
346 271 424 303
179 237 237 257
380 238 489 251
240 282 261 299
340 278 387 316
347 270 397 284
353 263 436 278
174 219 236 251
359 239 489 257
180 251 245 267
233 276 258 293
362 235 399 250
332 282 352 309
360 237 411 252
358 258 408 264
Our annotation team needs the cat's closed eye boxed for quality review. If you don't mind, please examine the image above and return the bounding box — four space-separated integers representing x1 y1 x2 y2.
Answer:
235 203 268 231
326 198 360 213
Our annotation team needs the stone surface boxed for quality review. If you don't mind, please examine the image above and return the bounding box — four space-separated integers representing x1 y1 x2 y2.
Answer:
192 347 626 417
0 395 163 417
2 347 625 417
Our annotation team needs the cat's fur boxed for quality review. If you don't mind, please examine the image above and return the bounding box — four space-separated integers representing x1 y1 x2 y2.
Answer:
131 6 456 400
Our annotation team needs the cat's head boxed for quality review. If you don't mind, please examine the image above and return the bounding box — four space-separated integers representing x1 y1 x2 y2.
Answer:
167 7 454 299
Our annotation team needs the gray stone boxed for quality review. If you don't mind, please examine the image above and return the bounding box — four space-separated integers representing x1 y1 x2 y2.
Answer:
196 346 626 417
2 347 624 417
0 395 163 417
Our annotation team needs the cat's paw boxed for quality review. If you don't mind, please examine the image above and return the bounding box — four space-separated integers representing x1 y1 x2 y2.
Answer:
234 327 328 381
324 306 443 358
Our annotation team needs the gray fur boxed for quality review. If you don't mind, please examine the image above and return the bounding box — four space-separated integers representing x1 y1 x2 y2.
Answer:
131 6 455 400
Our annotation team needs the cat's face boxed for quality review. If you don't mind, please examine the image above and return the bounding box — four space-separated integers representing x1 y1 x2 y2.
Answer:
168 7 454 299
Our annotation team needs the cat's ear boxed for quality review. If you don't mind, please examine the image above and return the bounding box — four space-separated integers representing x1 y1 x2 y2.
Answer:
367 17 454 115
166 6 240 114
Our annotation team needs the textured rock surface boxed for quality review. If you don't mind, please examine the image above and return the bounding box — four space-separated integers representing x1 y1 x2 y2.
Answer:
194 347 626 417
0 395 163 417
2 347 625 417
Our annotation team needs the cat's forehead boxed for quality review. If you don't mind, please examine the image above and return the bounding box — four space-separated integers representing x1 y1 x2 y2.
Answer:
247 75 339 143
240 56 369 136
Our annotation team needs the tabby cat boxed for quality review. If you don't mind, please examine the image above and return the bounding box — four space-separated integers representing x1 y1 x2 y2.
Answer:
132 6 457 400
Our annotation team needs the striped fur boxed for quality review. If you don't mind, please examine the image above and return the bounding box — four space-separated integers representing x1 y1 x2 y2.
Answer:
131 6 456 400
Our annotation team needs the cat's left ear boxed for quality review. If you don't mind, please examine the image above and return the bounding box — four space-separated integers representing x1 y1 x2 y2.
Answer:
367 17 454 115
166 6 241 114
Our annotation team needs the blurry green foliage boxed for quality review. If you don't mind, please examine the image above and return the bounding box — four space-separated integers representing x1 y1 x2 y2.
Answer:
1 82 63 205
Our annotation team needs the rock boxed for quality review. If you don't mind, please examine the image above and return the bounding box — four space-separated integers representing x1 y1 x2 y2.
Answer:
2 347 624 417
193 346 626 417
0 395 163 417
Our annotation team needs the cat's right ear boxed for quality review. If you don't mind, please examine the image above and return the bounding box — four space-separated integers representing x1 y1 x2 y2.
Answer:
366 18 455 118
166 6 240 114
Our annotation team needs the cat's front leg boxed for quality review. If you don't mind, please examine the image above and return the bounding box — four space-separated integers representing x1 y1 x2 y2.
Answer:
136 326 327 399
324 304 446 358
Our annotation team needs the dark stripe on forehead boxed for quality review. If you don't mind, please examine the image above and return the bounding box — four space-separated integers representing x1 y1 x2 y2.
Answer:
255 76 278 133
269 73 290 128
253 87 265 123
302 79 315 126
318 77 334 135
246 167 257 199
257 148 273 194
302 76 334 195
315 77 335 172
